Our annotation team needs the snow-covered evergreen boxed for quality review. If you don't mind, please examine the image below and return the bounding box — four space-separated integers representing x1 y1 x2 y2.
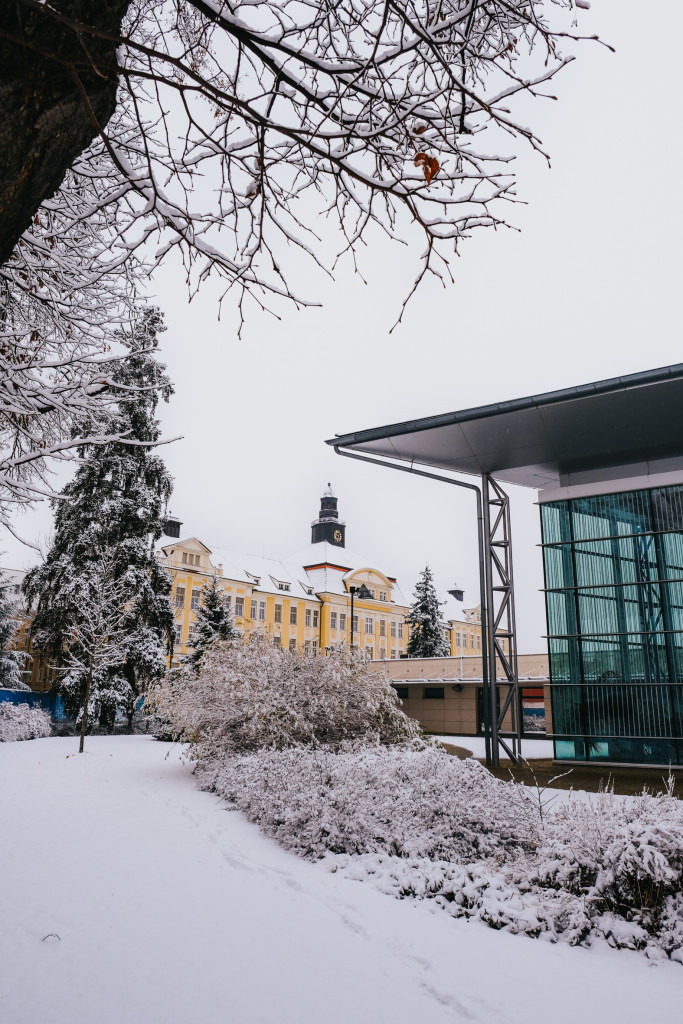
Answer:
405 565 449 658
189 575 237 671
0 568 23 689
23 306 175 729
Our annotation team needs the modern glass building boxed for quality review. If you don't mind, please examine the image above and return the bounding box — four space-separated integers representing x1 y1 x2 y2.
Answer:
541 487 683 765
329 364 683 766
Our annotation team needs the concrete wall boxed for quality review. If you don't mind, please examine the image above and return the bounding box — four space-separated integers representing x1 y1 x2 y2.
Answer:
376 654 549 736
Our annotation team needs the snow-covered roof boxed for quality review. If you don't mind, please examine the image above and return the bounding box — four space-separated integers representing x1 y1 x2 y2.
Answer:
0 567 27 609
163 536 410 608
441 594 480 625
203 546 322 603
286 542 409 606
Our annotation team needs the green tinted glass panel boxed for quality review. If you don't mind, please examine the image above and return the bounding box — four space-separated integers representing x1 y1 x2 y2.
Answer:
571 490 653 540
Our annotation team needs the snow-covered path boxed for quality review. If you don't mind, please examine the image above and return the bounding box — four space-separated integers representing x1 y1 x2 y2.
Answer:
1 737 680 1024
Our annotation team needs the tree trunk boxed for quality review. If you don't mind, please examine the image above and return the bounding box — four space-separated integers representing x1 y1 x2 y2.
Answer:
0 1 131 266
79 654 93 753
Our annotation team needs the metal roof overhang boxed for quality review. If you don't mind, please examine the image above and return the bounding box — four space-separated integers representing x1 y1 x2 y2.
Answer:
327 364 683 490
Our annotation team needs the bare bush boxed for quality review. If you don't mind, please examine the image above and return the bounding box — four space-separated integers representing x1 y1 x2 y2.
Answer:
148 643 422 758
0 702 52 742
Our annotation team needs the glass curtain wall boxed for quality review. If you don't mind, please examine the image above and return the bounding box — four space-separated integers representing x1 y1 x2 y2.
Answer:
540 485 683 764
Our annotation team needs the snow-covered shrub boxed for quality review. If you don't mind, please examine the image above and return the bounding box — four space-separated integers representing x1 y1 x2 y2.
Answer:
200 747 540 862
148 644 422 758
198 741 683 962
534 780 683 941
0 701 51 741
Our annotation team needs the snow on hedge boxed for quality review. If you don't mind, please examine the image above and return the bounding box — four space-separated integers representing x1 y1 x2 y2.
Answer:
152 642 683 964
149 643 422 756
197 747 683 963
0 701 51 742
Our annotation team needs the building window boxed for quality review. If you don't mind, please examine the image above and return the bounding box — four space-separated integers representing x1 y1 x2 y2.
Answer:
274 603 282 624
339 613 347 631
365 617 373 634
379 647 386 660
390 648 397 659
225 595 232 611
379 619 386 637
393 685 409 699
259 601 266 621
312 640 318 655
305 608 312 627
304 640 311 655
235 597 244 618
330 611 337 630
470 634 474 649
191 589 201 611
424 687 445 699
390 620 396 639
379 590 387 602
289 638 297 651
273 635 281 647
250 599 257 620
477 634 481 650
174 624 182 646
290 606 298 625
313 609 319 628
174 587 186 609
277 582 290 591
352 615 358 633
398 622 404 639
366 646 373 657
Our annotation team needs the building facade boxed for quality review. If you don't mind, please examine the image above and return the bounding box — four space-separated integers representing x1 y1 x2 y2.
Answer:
382 653 550 737
158 488 414 662
541 484 683 766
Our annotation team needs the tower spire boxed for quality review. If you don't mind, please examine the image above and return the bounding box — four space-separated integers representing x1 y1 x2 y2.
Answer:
311 486 346 547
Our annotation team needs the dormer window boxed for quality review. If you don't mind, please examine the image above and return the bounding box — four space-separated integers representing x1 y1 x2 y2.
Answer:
271 577 291 592
245 571 261 585
181 552 201 567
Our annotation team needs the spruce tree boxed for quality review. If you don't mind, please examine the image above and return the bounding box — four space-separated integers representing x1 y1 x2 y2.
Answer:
405 565 450 658
189 575 237 671
0 569 23 688
23 306 175 728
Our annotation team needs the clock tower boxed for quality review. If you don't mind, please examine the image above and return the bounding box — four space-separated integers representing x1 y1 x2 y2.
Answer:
311 484 346 547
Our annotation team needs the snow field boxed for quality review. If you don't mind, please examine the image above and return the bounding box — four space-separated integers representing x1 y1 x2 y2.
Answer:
2 736 682 1024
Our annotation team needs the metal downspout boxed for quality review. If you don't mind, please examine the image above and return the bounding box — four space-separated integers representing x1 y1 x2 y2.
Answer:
332 445 494 766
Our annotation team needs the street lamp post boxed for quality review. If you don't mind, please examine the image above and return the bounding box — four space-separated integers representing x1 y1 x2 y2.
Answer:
348 583 372 651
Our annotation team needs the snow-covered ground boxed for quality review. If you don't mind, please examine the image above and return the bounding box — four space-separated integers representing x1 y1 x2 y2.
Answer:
435 734 556 759
1 736 680 1024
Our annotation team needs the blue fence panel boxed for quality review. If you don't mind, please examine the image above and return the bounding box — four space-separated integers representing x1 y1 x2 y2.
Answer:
0 689 69 721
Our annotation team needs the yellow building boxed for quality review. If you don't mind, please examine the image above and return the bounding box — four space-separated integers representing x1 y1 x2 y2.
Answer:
445 595 483 657
157 487 412 663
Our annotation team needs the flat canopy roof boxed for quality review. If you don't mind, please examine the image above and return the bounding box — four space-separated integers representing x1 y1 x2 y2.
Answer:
327 364 683 490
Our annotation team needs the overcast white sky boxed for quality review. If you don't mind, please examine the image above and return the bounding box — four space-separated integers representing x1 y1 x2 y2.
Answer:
5 1 683 652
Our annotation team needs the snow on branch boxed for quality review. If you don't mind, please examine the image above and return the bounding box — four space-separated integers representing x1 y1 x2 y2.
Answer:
3 0 604 332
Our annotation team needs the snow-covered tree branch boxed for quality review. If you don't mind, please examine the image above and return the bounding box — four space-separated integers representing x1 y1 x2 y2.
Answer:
1 1 602 331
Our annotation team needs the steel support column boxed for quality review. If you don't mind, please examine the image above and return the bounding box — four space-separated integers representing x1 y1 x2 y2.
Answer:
481 474 521 765
332 444 525 765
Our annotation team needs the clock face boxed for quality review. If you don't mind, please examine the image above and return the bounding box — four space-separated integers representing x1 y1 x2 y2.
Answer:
333 529 342 543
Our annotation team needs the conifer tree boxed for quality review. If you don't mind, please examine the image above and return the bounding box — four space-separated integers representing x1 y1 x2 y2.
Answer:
189 576 237 672
0 568 23 689
23 306 175 728
405 565 450 659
